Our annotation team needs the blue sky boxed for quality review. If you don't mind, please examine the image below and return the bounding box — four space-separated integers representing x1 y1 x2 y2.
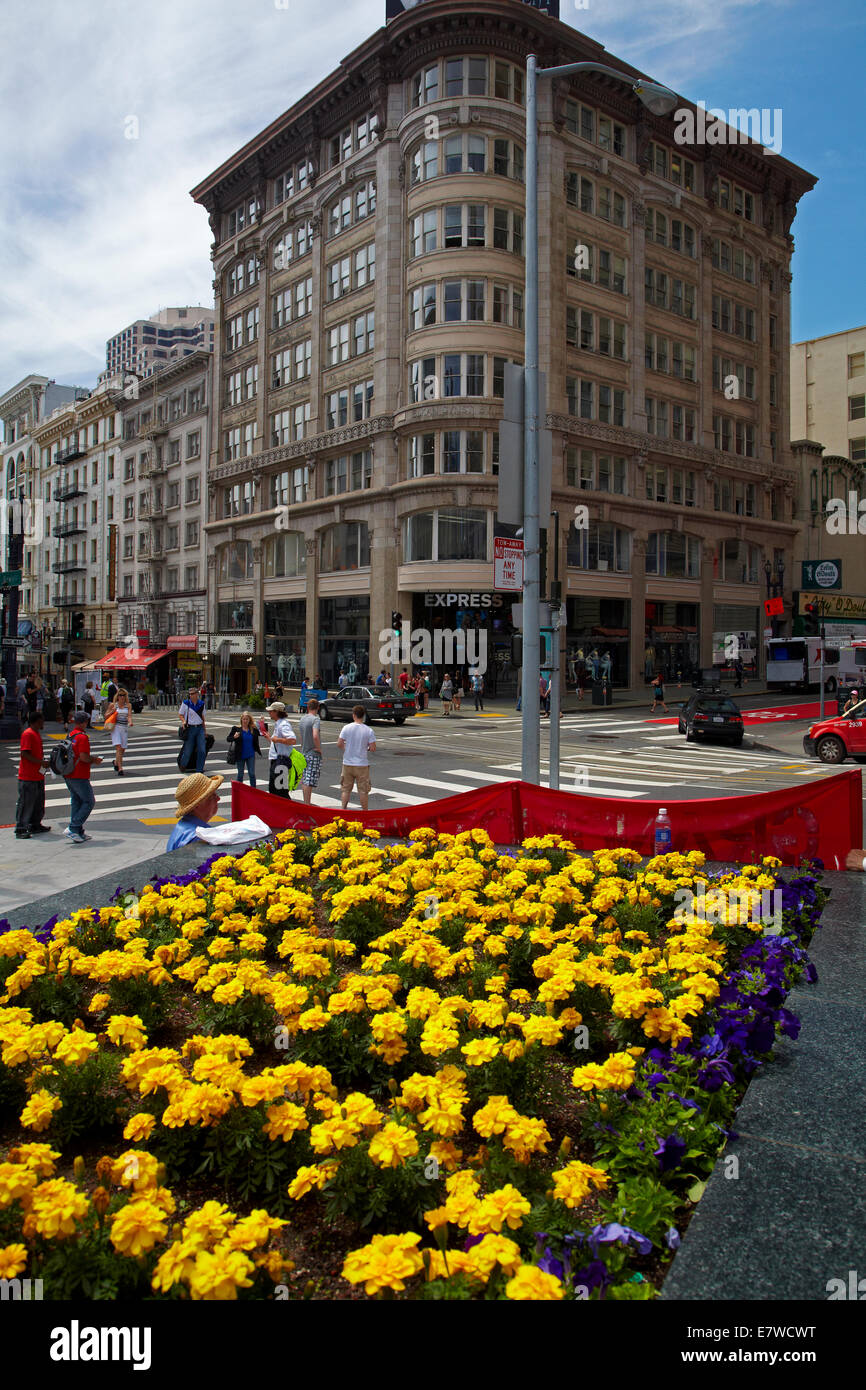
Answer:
0 0 862 391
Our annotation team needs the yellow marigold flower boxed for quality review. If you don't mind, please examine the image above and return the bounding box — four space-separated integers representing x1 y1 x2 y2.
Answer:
106 1015 148 1050
54 1027 99 1066
123 1113 156 1143
223 1210 286 1251
7 1143 60 1177
20 1089 62 1132
111 1150 160 1192
187 1246 255 1300
551 1160 610 1208
342 1232 423 1295
428 1140 463 1173
502 1040 526 1062
520 1015 563 1047
298 1005 331 1032
181 1201 235 1252
262 1102 308 1143
467 1184 531 1235
0 1162 38 1207
505 1265 565 1300
461 1037 500 1067
473 1095 519 1139
571 1062 611 1093
0 1243 28 1279
502 1116 551 1163
464 1233 523 1280
30 1178 89 1239
212 979 245 1006
598 1051 638 1090
151 1241 195 1294
110 1198 169 1257
88 993 111 1014
368 1123 419 1169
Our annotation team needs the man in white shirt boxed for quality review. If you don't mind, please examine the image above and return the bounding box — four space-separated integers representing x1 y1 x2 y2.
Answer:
338 704 376 810
262 700 297 798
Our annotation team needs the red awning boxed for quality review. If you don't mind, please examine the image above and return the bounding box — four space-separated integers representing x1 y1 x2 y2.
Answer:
97 647 171 670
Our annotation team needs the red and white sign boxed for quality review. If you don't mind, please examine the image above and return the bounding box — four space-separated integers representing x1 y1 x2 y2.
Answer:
167 635 199 651
494 536 524 591
764 597 784 617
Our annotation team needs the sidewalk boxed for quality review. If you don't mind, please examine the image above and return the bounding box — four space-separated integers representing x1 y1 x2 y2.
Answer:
662 871 866 1300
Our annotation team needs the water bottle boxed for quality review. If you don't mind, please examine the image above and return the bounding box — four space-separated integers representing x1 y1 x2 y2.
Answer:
653 806 673 856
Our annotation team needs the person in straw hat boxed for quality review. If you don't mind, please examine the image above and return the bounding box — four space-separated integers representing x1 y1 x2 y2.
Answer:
166 772 224 850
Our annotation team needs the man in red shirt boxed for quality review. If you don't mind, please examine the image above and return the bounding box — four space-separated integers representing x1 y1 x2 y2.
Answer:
15 712 51 839
63 711 103 844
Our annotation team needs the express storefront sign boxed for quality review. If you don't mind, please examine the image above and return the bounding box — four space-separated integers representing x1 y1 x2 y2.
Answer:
423 592 504 609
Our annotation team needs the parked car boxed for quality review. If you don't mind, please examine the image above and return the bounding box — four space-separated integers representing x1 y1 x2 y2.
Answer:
677 691 744 746
319 684 417 725
802 699 866 764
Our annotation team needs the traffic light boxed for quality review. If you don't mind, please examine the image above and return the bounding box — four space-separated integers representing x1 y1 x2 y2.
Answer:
803 603 819 637
70 612 85 640
53 651 68 665
391 611 402 634
511 633 523 668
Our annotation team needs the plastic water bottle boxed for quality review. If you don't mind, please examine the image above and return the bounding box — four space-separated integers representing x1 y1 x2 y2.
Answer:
653 807 673 856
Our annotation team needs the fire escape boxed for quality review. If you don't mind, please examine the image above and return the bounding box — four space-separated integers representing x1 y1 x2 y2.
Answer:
51 440 88 641
136 384 168 645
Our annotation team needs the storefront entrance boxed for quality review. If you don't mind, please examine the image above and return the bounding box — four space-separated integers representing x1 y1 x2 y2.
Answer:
645 602 699 683
410 591 519 696
566 598 630 688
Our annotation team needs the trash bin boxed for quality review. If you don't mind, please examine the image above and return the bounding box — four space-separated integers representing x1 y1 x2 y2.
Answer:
591 680 612 707
43 696 58 722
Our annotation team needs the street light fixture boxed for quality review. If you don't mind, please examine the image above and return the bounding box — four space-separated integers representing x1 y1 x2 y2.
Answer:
521 57 678 783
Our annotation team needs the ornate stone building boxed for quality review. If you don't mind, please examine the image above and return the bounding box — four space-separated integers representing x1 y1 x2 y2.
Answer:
191 0 815 692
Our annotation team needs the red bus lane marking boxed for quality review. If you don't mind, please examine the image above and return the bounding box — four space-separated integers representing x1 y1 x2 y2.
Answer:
647 701 829 727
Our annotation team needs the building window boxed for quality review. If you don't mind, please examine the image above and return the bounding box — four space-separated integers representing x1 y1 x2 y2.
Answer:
263 532 306 578
646 531 701 578
319 521 370 572
402 508 489 563
567 521 630 572
849 394 866 421
326 379 374 429
324 450 372 496
218 541 253 581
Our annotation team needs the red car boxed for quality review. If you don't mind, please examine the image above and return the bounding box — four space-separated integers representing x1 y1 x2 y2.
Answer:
802 699 866 763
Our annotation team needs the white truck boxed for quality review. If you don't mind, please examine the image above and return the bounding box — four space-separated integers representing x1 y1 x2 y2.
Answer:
765 635 866 693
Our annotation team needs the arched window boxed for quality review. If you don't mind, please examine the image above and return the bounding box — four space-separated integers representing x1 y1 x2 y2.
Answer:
217 541 253 582
263 532 306 579
319 521 369 573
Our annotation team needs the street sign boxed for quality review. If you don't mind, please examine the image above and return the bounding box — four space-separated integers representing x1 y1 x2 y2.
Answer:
494 536 524 591
0 569 22 591
801 559 842 590
1 637 28 646
764 597 784 617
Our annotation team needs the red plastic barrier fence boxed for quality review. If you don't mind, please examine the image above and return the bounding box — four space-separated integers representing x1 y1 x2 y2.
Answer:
231 770 862 867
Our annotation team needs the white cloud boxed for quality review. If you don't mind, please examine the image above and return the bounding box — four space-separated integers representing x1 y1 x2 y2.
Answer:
0 0 802 390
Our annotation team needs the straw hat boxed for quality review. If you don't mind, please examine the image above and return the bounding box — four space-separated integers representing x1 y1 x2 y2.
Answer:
265 701 286 714
175 772 223 818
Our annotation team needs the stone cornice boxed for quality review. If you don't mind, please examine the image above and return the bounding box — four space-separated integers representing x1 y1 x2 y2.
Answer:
209 415 394 483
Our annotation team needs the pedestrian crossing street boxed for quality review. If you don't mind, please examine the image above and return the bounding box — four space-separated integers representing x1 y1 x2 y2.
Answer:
8 718 835 826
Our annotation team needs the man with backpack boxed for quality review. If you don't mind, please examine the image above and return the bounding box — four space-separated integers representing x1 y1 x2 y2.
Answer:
261 700 298 798
15 711 51 839
59 711 104 843
471 671 485 711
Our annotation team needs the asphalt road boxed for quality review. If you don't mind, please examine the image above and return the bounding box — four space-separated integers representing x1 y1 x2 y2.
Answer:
1 689 856 831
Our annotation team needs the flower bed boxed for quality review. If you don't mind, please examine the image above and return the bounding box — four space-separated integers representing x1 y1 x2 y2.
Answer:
0 824 825 1300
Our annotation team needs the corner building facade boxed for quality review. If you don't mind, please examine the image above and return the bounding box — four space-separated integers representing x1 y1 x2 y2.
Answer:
191 0 815 694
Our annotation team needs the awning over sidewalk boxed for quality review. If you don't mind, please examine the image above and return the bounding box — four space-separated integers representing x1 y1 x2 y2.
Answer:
96 647 171 670
71 659 101 672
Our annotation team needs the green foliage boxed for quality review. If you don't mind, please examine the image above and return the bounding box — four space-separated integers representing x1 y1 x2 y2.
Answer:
39 1051 122 1145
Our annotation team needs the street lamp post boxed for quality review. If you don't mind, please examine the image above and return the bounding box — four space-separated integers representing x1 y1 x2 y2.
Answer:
522 58 677 783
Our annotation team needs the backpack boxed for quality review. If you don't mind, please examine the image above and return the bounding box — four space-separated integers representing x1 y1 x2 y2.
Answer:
50 734 77 777
288 748 307 790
